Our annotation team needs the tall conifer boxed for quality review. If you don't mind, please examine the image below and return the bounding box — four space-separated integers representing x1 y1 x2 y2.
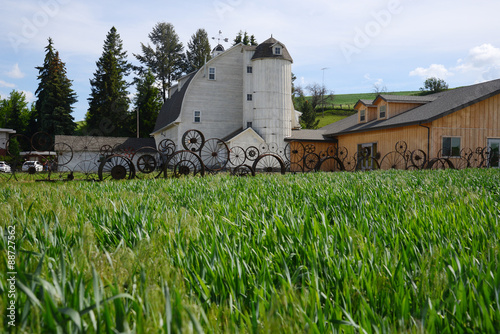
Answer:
86 27 131 136
34 38 77 135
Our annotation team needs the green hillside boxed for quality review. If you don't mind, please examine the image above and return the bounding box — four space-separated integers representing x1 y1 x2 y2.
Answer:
312 91 421 128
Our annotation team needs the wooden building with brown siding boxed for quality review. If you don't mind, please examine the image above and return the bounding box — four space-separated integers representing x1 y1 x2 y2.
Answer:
288 78 500 169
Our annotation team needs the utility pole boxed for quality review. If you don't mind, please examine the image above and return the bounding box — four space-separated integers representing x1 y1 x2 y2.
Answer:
321 67 329 117
136 108 139 138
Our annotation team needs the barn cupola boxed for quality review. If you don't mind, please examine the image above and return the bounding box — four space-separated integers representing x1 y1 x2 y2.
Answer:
212 44 225 57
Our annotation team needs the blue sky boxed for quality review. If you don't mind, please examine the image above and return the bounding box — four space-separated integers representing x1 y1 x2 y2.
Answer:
1 0 500 122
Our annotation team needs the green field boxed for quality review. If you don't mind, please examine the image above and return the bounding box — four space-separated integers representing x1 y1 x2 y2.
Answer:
1 170 500 333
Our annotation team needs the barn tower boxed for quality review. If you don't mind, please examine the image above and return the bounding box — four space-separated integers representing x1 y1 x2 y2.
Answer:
249 37 294 144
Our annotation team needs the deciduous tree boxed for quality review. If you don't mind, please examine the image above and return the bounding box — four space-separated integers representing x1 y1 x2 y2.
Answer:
135 22 185 102
420 77 448 94
133 71 163 137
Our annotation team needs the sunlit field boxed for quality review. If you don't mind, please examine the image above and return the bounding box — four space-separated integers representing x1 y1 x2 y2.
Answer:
1 169 499 333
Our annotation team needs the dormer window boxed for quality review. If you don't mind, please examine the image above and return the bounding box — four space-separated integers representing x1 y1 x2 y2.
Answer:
379 105 387 119
360 109 366 122
274 46 281 55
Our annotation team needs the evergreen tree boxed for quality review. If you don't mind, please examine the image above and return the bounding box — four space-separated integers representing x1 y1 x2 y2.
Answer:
0 90 32 133
133 71 163 137
233 31 258 46
298 98 319 130
86 27 132 137
34 38 77 135
185 28 212 73
134 22 185 102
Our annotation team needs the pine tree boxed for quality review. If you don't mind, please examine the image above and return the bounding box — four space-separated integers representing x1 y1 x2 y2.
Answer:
34 38 77 135
134 22 185 102
86 27 132 137
133 71 163 137
233 31 258 46
185 28 212 73
299 99 319 130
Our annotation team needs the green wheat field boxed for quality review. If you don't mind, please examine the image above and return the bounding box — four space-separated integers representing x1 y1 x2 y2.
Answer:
1 169 499 333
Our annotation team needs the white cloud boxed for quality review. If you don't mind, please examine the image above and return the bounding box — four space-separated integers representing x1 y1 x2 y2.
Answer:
0 80 16 88
409 64 452 80
7 63 25 79
454 43 500 81
21 90 35 103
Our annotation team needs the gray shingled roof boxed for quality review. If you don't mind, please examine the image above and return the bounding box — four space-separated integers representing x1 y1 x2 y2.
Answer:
251 37 293 63
152 73 195 133
285 129 337 142
375 94 439 103
324 78 500 137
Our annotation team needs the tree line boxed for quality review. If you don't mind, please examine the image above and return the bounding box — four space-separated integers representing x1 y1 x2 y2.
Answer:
0 25 255 138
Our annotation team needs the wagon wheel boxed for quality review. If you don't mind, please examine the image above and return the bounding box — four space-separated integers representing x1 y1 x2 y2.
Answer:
448 157 469 170
286 162 304 174
73 160 98 181
31 131 54 152
326 145 336 157
0 163 14 182
252 154 286 174
158 139 176 157
336 146 348 161
288 142 305 163
303 153 320 171
229 146 246 166
49 165 74 182
304 143 315 154
380 151 407 170
481 147 493 167
231 164 255 177
406 165 420 171
98 155 135 181
165 150 205 178
427 158 452 170
318 151 328 160
131 147 165 179
200 138 229 172
395 141 408 155
245 146 260 161
182 129 205 152
356 156 380 171
316 156 343 172
268 143 279 153
100 144 114 156
468 152 483 168
258 143 269 153
277 147 286 160
342 156 356 171
6 134 32 157
52 142 73 166
410 149 427 169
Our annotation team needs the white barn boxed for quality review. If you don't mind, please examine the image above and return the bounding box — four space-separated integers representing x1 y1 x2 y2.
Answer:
151 37 300 149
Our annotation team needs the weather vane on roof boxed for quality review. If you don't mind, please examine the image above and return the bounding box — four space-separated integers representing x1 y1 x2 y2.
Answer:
212 30 229 45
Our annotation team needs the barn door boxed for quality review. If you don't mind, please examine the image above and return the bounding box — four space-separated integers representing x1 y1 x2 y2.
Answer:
487 139 500 168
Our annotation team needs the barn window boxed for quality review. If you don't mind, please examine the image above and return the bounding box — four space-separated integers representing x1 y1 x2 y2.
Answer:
247 121 252 128
274 46 281 55
247 66 253 73
360 109 366 122
208 67 216 80
379 106 387 119
194 110 201 123
442 137 461 157
247 94 253 101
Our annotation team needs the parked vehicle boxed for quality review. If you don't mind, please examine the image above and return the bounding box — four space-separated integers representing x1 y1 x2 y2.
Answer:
0 161 11 173
22 161 43 172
